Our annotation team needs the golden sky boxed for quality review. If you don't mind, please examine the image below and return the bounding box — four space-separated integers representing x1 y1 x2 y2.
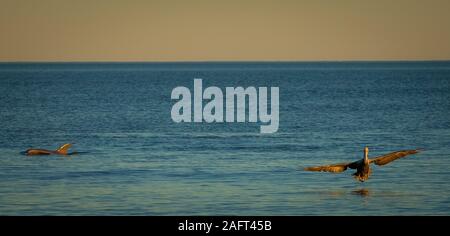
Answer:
1 0 450 61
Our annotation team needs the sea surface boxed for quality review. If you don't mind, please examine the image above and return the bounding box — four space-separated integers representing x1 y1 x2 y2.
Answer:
0 62 449 215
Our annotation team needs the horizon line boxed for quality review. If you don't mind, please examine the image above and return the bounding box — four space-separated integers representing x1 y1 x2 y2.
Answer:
1 59 450 64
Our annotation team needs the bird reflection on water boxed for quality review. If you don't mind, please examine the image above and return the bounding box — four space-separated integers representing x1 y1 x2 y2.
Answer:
351 188 370 197
316 188 371 198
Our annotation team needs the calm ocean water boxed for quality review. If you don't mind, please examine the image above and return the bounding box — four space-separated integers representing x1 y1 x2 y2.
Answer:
0 62 449 215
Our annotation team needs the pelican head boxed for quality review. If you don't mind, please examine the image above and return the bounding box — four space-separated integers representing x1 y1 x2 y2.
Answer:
364 146 369 159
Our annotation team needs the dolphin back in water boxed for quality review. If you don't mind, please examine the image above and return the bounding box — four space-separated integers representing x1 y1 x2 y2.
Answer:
22 143 78 156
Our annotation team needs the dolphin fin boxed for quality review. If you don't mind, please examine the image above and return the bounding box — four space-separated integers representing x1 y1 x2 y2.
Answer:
56 143 72 155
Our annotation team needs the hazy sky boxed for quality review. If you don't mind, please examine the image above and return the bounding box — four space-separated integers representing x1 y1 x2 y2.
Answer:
1 0 450 61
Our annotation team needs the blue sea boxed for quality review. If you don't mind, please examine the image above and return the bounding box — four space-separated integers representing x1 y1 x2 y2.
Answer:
0 62 449 215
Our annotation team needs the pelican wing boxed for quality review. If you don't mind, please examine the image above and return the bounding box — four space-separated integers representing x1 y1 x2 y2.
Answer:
370 149 421 166
56 143 72 155
304 160 360 173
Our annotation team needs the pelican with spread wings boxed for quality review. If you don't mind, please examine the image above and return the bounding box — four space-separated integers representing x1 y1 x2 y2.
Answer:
304 147 422 182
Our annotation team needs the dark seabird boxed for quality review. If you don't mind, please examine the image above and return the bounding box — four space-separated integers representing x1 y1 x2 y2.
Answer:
304 147 421 182
22 143 77 156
